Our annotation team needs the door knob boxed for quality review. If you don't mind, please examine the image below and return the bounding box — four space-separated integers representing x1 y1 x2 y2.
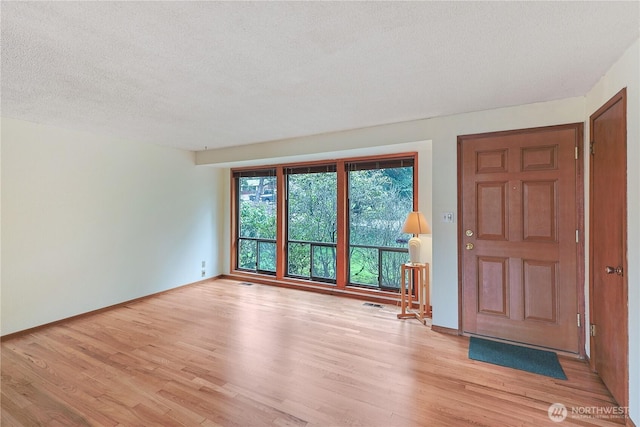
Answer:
605 266 624 276
465 243 474 250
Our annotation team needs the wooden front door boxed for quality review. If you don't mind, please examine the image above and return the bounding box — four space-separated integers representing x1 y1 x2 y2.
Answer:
589 88 628 406
460 124 583 353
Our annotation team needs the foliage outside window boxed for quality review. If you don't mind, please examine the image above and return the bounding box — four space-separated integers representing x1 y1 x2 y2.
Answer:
286 166 337 282
236 170 276 273
348 160 413 289
233 155 416 292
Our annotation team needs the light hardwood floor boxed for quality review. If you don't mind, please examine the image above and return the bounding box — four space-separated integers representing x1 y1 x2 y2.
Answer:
1 279 627 426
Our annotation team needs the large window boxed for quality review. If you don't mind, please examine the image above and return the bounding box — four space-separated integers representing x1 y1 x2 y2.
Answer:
286 165 337 283
348 159 413 289
233 154 416 293
235 169 277 274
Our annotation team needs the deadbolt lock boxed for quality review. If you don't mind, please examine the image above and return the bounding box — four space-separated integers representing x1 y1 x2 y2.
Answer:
465 229 474 237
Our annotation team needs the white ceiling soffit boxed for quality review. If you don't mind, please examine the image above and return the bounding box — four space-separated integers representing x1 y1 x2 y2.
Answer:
2 1 639 152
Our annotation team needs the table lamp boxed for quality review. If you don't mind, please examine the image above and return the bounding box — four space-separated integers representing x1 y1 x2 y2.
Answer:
402 211 430 264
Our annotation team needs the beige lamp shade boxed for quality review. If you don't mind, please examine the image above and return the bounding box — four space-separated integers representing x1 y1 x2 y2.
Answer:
402 211 430 264
402 211 431 235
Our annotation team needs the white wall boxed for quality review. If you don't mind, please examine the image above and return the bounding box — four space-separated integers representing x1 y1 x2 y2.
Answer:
585 38 639 423
1 118 225 335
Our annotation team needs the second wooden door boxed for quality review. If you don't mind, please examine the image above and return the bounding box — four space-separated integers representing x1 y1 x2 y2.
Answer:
589 89 628 406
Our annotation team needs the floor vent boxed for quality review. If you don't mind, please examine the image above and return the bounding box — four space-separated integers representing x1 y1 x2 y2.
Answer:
363 302 383 308
239 282 254 286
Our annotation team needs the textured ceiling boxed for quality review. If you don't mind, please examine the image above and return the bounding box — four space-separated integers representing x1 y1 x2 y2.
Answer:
2 1 639 152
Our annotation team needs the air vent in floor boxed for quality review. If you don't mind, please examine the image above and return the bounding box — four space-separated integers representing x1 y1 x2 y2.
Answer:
363 302 383 308
239 282 254 286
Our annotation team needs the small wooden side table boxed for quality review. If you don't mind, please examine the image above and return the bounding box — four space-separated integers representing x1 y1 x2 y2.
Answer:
397 262 430 324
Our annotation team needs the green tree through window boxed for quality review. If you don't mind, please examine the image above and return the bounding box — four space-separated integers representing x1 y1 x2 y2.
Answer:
286 167 337 282
233 156 415 290
236 172 276 273
348 162 413 288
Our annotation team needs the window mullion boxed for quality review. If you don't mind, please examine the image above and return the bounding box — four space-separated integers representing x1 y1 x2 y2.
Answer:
336 160 347 289
276 167 286 279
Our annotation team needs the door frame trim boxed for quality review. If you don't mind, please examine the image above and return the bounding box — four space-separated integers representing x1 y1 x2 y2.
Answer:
588 87 628 405
456 123 586 357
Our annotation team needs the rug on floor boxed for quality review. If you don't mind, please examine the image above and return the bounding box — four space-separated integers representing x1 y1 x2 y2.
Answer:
468 336 567 380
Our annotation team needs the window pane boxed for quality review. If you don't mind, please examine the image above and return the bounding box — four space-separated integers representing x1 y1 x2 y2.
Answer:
288 242 310 277
237 175 276 272
348 165 413 289
349 167 413 247
312 245 336 281
349 246 378 286
287 172 337 243
257 241 276 272
238 239 257 270
287 171 337 282
238 176 276 239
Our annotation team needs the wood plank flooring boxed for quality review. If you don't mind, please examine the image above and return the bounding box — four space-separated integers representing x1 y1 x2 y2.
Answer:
1 279 627 426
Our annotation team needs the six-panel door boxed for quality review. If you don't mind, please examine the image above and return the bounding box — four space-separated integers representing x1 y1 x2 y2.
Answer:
460 125 581 353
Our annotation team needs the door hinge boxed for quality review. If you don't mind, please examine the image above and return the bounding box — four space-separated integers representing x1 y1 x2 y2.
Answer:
575 146 579 160
576 229 579 243
590 141 595 155
577 313 581 328
590 324 596 337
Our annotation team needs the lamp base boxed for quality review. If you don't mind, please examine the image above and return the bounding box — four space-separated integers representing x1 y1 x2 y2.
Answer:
408 236 422 264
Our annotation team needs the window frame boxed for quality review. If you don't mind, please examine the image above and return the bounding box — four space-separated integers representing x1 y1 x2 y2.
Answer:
233 168 277 275
346 157 415 290
285 164 338 283
230 152 418 300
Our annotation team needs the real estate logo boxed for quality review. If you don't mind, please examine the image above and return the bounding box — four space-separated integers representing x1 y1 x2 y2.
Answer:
548 403 568 422
547 403 629 422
